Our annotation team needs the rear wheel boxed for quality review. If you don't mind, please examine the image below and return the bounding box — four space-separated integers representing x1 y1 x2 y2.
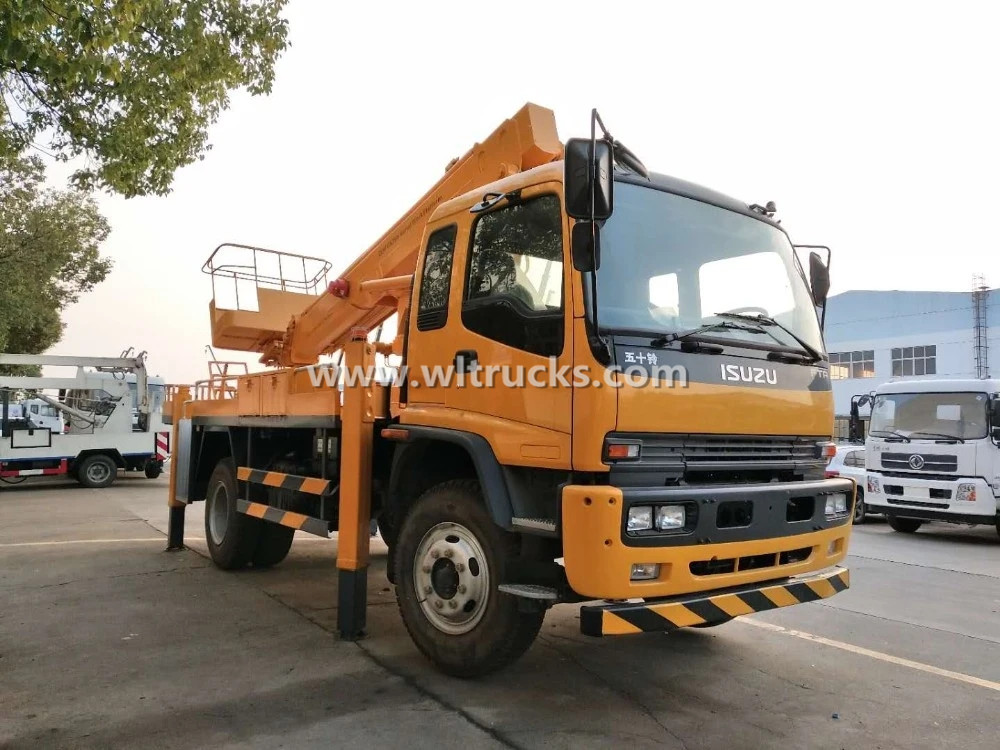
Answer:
887 515 923 533
252 524 295 567
204 459 260 569
852 488 867 524
144 461 162 479
394 479 544 677
76 455 117 489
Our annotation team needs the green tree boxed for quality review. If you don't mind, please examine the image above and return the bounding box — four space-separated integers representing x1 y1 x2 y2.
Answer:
0 153 111 372
0 1 289 196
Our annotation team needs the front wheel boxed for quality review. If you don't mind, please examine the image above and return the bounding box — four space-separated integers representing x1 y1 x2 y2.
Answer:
887 515 923 533
394 479 544 677
853 488 867 524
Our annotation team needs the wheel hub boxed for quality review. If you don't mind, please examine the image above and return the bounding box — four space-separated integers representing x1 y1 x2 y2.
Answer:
209 483 230 545
88 462 110 483
413 522 489 635
431 558 460 599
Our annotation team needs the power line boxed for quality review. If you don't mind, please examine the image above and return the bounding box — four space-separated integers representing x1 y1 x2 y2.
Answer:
826 304 975 327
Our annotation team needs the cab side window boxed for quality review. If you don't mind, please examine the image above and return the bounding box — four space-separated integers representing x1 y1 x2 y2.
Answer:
416 225 458 331
462 194 564 356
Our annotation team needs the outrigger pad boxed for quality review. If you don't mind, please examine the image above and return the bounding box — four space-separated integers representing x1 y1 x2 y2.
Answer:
580 566 849 636
337 567 368 640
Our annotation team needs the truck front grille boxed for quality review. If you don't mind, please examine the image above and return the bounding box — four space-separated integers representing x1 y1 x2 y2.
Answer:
609 433 826 486
881 452 958 472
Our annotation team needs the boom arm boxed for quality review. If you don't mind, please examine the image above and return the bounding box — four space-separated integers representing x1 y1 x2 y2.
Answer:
263 104 563 367
0 353 149 415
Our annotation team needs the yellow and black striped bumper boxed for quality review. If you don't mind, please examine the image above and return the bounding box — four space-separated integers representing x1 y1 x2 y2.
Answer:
236 499 331 538
580 566 849 636
235 467 334 538
237 466 334 496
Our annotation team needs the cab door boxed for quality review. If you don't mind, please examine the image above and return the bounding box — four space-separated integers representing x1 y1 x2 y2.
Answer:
450 186 573 464
404 184 573 465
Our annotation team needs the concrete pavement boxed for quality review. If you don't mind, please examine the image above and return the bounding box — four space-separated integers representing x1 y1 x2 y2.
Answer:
1 476 997 749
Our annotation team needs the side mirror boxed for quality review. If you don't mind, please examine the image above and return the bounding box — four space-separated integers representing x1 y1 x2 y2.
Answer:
990 398 1000 424
571 221 601 272
564 138 613 221
808 251 831 308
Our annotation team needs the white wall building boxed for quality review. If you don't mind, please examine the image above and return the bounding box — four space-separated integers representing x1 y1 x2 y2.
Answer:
823 289 998 415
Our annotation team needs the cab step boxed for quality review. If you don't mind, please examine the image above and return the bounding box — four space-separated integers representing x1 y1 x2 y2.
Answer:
498 583 560 600
511 517 558 536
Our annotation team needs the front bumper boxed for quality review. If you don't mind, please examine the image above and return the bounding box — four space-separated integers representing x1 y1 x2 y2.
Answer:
581 566 849 636
866 475 998 520
561 479 854 600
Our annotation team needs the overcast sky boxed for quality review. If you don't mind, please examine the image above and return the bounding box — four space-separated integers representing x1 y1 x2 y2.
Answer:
42 1 1000 383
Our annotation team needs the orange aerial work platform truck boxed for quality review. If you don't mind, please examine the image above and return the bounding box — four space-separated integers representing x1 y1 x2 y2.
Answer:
164 104 854 676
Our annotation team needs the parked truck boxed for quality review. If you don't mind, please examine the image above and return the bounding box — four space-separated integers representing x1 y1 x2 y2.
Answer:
864 378 1000 536
2 398 65 433
164 104 855 676
0 353 170 486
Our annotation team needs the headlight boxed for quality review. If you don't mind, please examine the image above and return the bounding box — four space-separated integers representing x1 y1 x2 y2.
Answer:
956 483 977 502
627 505 653 532
655 505 686 530
867 475 880 493
825 493 849 517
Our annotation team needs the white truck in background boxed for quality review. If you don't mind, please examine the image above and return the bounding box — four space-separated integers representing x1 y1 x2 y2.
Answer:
3 399 65 433
864 378 1000 537
19 398 66 433
0 353 170 487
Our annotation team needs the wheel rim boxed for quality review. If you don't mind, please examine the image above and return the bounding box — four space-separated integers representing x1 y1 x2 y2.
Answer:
209 482 230 545
86 460 111 484
412 522 490 635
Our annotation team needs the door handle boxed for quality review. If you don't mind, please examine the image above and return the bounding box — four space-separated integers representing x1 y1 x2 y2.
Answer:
453 350 479 374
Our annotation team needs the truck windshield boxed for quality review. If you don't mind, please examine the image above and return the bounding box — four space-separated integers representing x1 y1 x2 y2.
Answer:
870 392 988 440
595 182 824 354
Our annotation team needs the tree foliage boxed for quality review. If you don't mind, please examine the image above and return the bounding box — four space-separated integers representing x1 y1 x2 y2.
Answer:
0 1 289 196
0 153 111 371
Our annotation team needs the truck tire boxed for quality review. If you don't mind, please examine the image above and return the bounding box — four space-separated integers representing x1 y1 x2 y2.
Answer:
887 515 923 533
76 454 117 489
144 462 162 479
252 524 295 568
394 479 544 677
205 458 260 569
852 488 866 524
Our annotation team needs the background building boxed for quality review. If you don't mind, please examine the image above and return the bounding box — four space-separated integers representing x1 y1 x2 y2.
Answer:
823 281 997 418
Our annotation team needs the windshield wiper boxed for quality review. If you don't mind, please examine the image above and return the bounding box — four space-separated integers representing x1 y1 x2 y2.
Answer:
869 429 911 442
908 430 965 444
650 321 765 347
713 312 822 362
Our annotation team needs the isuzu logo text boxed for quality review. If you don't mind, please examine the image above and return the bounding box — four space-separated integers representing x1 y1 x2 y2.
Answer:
720 364 778 385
